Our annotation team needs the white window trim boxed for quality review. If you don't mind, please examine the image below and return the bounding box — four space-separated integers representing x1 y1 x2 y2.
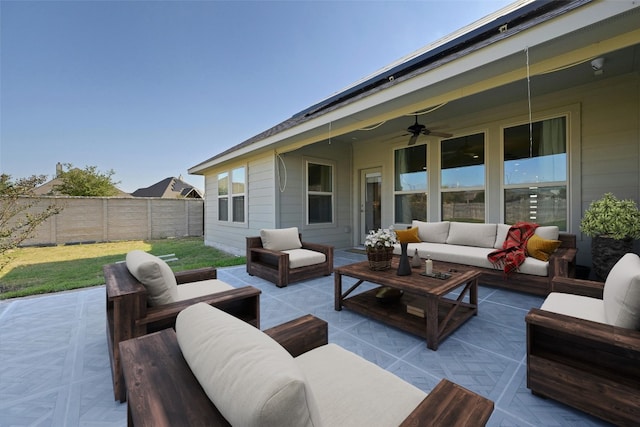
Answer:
216 165 247 226
305 158 335 226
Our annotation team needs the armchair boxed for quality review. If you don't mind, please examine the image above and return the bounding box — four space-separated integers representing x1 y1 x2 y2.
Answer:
104 250 260 402
526 253 640 426
246 227 334 287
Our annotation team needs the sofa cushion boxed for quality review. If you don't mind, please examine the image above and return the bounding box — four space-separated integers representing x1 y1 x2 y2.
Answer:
412 221 450 243
541 292 607 324
283 248 326 269
446 222 497 248
125 250 178 306
395 227 421 243
175 279 234 301
494 224 511 249
534 226 559 240
295 343 426 427
603 253 640 329
395 242 549 276
526 234 562 261
260 227 302 251
176 303 322 427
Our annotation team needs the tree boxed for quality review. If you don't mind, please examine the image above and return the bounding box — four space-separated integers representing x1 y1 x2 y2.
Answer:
53 163 120 196
0 174 62 271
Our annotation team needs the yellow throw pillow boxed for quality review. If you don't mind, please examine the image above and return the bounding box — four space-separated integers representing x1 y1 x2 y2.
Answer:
526 234 562 261
395 227 421 244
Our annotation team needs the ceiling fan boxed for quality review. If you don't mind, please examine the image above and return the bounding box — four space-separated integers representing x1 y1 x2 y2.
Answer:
405 115 452 145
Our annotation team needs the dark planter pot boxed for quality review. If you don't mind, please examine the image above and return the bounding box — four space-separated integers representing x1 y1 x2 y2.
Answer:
591 236 633 281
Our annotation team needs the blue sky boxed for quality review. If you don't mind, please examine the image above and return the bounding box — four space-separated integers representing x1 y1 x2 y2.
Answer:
1 0 513 193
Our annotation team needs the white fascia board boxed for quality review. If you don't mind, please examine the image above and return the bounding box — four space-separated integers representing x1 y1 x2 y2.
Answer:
191 0 639 173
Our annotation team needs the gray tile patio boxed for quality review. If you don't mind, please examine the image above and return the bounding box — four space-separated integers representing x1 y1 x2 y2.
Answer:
0 249 612 426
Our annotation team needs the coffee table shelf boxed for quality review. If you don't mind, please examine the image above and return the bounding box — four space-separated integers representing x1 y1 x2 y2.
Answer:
335 259 480 350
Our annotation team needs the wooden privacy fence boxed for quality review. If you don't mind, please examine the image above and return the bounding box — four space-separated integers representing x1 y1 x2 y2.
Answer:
16 196 204 246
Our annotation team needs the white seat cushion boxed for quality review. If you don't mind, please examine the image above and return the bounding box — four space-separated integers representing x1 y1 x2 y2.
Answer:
603 253 640 329
176 303 322 427
295 343 426 427
175 279 234 301
260 227 302 251
541 292 607 324
394 242 548 276
282 248 326 269
125 250 178 306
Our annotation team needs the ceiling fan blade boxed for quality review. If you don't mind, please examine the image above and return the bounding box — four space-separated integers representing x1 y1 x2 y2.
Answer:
407 133 419 145
428 130 453 138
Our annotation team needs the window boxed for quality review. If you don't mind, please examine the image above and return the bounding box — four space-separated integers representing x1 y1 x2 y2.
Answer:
441 133 485 222
503 117 567 228
217 166 246 223
394 145 427 223
307 161 333 224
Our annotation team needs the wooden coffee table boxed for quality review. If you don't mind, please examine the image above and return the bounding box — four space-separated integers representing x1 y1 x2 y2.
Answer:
334 258 480 350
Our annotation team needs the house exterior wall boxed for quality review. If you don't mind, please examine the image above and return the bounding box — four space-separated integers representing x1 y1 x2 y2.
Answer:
201 142 353 255
352 72 640 267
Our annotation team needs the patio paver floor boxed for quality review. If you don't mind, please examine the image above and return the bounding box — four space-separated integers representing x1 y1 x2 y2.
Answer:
0 249 612 426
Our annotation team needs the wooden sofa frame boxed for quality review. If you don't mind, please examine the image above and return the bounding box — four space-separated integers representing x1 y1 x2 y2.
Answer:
120 315 494 426
410 232 577 296
525 276 640 426
246 235 334 287
104 262 261 402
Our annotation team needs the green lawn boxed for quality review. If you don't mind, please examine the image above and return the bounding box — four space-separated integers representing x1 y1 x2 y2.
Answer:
0 238 246 300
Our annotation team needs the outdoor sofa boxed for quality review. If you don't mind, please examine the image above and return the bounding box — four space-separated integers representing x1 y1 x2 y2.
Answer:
119 302 494 426
104 250 260 402
393 221 577 296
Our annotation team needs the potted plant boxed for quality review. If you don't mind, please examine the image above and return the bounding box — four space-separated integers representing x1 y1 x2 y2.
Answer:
364 226 398 271
580 192 640 280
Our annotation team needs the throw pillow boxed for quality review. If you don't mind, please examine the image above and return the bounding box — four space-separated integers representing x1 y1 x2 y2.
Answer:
395 227 421 244
526 234 562 261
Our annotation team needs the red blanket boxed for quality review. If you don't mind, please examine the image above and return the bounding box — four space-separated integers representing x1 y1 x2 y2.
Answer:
488 222 538 275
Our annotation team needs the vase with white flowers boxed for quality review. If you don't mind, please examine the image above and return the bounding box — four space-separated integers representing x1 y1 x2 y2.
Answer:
365 226 398 270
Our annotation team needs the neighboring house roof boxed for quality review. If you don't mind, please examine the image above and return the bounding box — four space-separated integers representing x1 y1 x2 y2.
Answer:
131 177 203 199
189 0 639 174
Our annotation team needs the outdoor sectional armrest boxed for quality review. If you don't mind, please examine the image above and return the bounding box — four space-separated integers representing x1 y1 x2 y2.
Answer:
526 307 640 352
551 276 604 299
249 246 289 264
139 286 261 331
400 379 494 427
263 314 328 357
548 247 577 279
175 266 217 284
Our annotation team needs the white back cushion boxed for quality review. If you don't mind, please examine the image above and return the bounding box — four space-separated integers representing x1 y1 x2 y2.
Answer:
260 227 303 251
603 253 640 329
494 224 511 249
125 250 177 306
446 222 497 248
412 221 450 243
176 303 322 427
534 226 560 240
